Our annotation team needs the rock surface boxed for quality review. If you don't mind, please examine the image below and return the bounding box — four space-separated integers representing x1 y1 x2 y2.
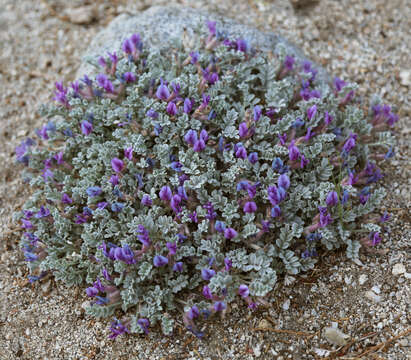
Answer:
77 5 329 84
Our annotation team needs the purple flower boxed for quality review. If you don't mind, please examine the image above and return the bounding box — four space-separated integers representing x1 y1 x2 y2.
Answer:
130 33 141 48
201 93 211 108
384 147 395 160
153 255 168 267
278 173 290 190
124 147 133 161
122 38 134 54
380 211 390 223
111 202 125 212
42 168 54 181
53 151 64 165
334 77 346 92
81 75 92 86
224 228 238 240
235 146 247 159
86 286 99 297
184 98 193 113
302 61 312 73
96 73 114 93
141 194 152 207
159 186 172 202
304 127 315 142
156 79 170 101
123 72 136 83
109 175 119 186
284 55 295 71
137 225 151 247
214 301 226 312
236 39 248 52
61 193 73 204
97 202 108 210
387 113 399 127
207 21 216 35
201 268 216 281
342 133 357 153
326 191 338 206
170 194 182 214
189 51 199 64
224 258 232 271
189 211 198 223
99 242 116 260
102 268 111 281
114 244 135 264
193 139 206 152
177 186 188 200
137 318 150 335
166 101 178 116
369 232 381 246
184 129 198 146
75 214 88 224
238 284 249 298
300 155 309 168
111 158 124 173
203 202 217 220
215 220 226 233
318 207 333 227
307 105 317 121
173 262 183 272
253 105 262 122
324 111 333 126
248 152 258 164
81 120 93 136
278 133 287 146
146 108 159 119
288 140 300 161
271 205 281 218
342 90 355 104
236 180 249 192
200 129 209 143
272 157 284 172
166 242 177 256
341 190 349 204
359 194 370 205
243 201 257 213
239 122 248 138
35 206 50 218
202 285 212 299
86 186 102 197
268 186 281 205
108 51 118 65
188 306 200 320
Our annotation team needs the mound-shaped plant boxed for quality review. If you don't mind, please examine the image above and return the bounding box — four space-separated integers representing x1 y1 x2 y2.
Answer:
15 21 397 338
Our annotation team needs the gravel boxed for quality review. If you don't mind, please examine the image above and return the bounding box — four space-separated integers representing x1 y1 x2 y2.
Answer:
0 0 410 359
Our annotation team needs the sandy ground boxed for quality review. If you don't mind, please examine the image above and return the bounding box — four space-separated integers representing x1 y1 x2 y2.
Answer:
0 0 409 359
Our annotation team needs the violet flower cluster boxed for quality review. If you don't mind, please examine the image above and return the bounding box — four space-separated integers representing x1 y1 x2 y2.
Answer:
15 20 397 338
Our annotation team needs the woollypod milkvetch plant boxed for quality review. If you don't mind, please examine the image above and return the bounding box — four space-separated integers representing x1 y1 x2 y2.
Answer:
15 20 397 338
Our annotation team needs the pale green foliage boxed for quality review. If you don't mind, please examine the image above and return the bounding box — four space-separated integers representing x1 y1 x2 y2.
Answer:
15 24 395 336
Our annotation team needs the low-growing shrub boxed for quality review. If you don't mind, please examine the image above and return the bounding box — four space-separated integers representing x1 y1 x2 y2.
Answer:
15 21 397 338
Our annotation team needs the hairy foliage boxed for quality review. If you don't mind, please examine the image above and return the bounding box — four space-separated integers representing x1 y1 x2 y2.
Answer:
15 22 396 338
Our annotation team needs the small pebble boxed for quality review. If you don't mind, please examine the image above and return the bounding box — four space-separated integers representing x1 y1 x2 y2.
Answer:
392 263 406 275
371 285 381 294
399 69 410 86
359 274 368 285
365 290 381 303
282 299 290 311
323 327 350 346
258 319 271 330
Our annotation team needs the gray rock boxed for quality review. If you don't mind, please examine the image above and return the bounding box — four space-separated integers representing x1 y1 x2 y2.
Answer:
77 6 329 83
